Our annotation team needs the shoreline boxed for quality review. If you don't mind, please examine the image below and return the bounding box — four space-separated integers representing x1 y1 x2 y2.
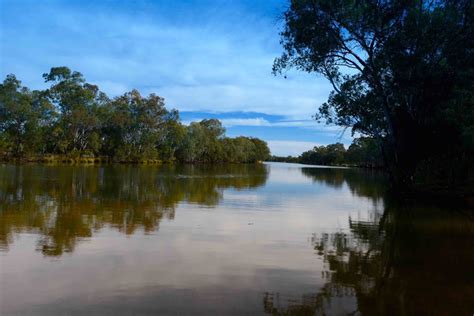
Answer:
266 160 384 170
0 156 265 165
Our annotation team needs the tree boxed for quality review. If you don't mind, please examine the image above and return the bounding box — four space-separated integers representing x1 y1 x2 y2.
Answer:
274 0 474 188
176 122 207 162
250 137 271 161
43 67 108 156
176 120 226 163
0 75 53 157
199 118 226 139
0 68 271 164
103 89 168 161
198 119 225 162
156 110 186 161
233 137 258 163
299 143 346 165
346 137 383 167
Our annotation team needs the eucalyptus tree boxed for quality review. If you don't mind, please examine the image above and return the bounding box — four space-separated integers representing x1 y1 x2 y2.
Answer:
1 68 272 164
0 75 54 157
249 137 271 162
346 137 383 167
274 0 474 186
103 89 169 161
43 67 108 155
299 143 346 165
156 109 186 161
232 137 257 163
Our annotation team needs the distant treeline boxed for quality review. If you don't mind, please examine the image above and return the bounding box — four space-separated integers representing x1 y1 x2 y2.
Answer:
269 137 382 168
0 67 270 163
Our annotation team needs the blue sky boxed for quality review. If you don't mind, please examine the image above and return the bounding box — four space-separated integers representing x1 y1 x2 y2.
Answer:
0 0 352 156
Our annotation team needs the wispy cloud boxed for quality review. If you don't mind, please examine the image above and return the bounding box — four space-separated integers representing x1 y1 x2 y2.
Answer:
267 141 321 156
182 112 346 133
1 0 331 118
1 0 352 155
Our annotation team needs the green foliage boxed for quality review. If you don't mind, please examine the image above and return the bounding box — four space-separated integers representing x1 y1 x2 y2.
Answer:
300 143 345 165
249 137 271 162
346 137 383 167
43 67 107 155
270 137 383 167
102 89 168 161
274 0 474 188
268 155 299 163
0 75 54 157
156 110 186 161
0 67 270 164
175 120 270 163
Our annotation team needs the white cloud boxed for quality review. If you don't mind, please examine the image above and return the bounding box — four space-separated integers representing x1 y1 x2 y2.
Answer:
220 118 271 127
0 1 358 147
181 116 345 131
267 141 321 156
1 1 333 120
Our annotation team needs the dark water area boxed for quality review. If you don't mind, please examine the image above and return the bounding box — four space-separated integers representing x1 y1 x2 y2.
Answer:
0 163 472 315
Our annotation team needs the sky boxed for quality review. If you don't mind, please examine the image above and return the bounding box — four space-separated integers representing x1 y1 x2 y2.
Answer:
0 0 353 156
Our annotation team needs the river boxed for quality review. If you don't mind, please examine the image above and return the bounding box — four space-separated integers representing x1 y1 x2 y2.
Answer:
0 162 472 315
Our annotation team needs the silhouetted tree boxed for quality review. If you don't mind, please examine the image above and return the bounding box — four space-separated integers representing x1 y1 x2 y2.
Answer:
274 0 474 189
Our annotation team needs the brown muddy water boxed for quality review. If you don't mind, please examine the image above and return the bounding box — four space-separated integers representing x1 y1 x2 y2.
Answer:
0 162 473 315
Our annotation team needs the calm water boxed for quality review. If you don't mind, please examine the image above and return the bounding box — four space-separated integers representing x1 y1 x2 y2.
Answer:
0 163 473 315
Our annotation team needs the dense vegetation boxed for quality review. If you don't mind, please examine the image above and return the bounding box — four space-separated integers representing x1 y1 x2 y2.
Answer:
0 67 270 163
274 0 473 191
269 137 382 167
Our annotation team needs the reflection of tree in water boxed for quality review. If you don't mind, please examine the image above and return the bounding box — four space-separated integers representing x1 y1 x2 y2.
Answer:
301 167 387 202
0 164 268 256
264 190 474 315
264 167 474 315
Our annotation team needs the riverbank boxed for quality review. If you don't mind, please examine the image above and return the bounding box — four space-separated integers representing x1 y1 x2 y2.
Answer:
268 161 474 202
1 155 161 164
2 162 472 315
0 155 266 165
266 159 384 170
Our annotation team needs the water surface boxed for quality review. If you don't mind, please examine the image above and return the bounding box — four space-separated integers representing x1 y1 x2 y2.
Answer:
0 163 473 315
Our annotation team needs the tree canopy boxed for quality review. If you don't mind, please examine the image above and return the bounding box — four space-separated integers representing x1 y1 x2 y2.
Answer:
274 0 474 188
270 137 383 167
0 67 271 164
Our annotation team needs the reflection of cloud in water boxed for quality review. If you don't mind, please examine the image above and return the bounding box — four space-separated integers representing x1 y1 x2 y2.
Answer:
1 163 472 315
